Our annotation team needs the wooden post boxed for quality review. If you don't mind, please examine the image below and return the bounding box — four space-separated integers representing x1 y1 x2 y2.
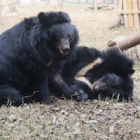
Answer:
138 0 140 9
118 0 124 24
119 0 123 11
123 0 129 28
111 0 140 29
132 0 139 28
126 0 134 28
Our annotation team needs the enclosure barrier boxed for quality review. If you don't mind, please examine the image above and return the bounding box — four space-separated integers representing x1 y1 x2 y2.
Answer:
118 0 140 28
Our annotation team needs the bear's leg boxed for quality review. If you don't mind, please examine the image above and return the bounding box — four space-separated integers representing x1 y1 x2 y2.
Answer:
69 81 90 101
39 76 54 105
72 89 89 101
50 73 73 98
0 86 24 106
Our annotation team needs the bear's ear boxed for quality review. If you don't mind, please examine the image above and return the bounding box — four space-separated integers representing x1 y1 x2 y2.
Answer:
58 12 71 23
38 12 71 26
38 12 47 25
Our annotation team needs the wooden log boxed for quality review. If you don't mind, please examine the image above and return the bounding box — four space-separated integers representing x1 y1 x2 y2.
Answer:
132 0 139 28
126 0 134 28
107 33 140 51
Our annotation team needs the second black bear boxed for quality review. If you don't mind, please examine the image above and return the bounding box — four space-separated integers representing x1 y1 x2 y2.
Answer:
50 46 134 101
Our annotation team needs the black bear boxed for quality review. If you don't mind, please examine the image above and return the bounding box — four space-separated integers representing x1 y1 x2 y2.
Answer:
0 11 79 106
50 46 134 102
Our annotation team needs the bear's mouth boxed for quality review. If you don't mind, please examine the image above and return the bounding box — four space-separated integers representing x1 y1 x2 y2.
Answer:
60 48 70 55
59 45 70 55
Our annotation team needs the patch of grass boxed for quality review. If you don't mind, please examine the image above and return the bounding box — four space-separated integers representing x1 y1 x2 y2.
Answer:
0 99 140 139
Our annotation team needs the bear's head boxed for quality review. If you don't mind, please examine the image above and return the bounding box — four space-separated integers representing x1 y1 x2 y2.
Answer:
37 12 79 56
46 22 78 55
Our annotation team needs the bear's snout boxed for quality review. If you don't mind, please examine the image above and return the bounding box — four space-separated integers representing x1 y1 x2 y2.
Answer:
59 38 70 55
92 82 106 92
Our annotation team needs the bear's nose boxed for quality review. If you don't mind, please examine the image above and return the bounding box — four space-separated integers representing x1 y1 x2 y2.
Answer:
93 84 99 91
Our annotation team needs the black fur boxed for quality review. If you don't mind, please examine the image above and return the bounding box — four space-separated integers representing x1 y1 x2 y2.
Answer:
0 11 79 106
92 73 133 101
50 46 134 102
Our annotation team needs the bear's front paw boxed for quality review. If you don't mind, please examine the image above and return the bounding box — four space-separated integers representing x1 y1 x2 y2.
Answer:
42 98 54 105
72 89 88 101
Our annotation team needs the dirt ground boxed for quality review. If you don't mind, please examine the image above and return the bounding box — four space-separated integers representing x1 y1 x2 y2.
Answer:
0 3 140 140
